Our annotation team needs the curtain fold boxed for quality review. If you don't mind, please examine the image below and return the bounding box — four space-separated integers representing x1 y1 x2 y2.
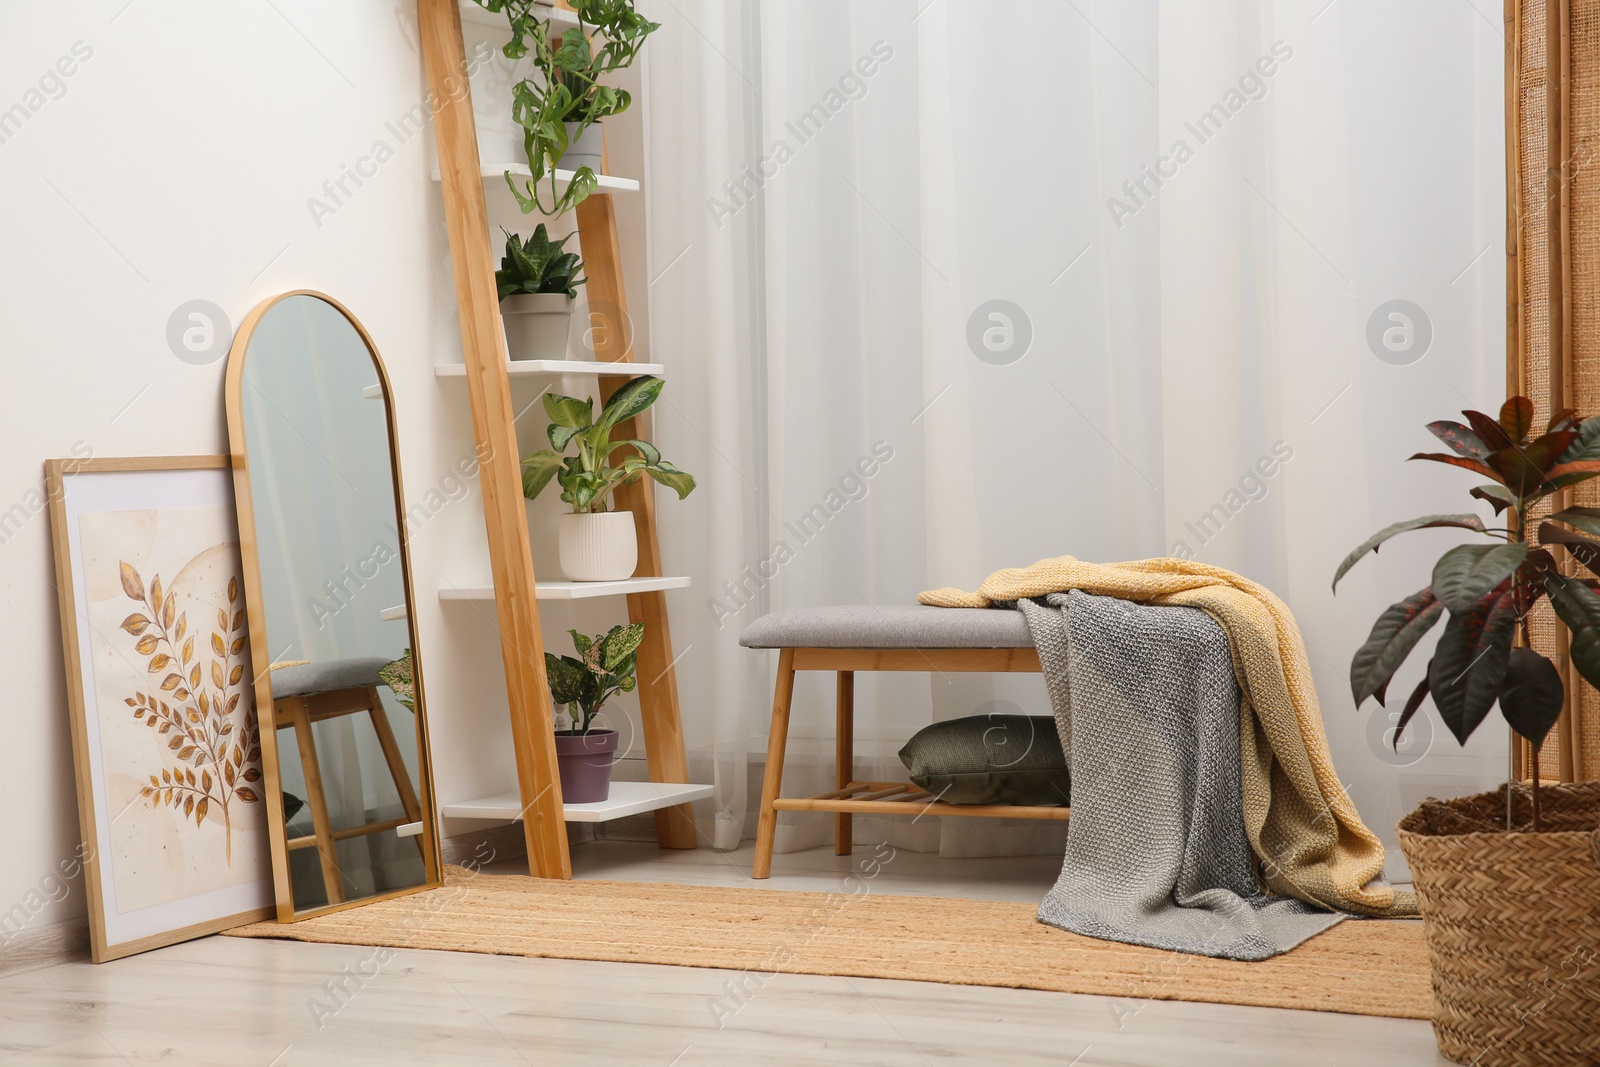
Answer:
643 0 766 850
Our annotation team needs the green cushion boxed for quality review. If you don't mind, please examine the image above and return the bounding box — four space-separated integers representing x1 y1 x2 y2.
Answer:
897 715 1070 806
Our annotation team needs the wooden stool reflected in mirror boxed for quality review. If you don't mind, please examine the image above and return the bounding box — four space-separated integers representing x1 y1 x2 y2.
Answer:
269 659 424 908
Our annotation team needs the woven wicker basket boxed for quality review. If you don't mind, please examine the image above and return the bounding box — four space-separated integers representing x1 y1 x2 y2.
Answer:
1397 782 1600 1067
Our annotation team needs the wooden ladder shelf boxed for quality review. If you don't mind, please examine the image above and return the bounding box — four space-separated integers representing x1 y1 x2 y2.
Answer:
418 0 695 878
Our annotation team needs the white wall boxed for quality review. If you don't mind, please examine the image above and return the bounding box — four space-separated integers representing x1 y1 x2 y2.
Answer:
0 0 658 940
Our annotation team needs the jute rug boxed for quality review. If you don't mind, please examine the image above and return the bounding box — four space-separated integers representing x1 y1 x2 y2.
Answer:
224 867 1432 1019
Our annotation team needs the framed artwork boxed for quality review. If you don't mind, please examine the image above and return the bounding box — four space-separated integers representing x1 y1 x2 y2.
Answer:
46 456 274 962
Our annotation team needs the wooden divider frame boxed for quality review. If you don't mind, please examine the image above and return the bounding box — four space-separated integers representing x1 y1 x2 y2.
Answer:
420 0 569 877
580 187 697 849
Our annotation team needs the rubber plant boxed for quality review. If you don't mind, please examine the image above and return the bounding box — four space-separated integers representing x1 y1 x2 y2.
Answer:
495 224 585 300
521 374 695 513
1333 397 1600 829
545 624 643 734
472 0 660 216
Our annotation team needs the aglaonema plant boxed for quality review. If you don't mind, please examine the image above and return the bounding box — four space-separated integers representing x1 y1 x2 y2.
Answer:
1333 397 1600 830
545 624 643 734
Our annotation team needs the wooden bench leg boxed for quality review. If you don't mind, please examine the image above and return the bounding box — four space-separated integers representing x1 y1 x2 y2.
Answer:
835 670 854 856
752 649 797 879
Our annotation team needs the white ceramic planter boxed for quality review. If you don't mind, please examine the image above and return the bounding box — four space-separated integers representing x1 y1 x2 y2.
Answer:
559 511 638 582
562 122 605 173
501 293 574 361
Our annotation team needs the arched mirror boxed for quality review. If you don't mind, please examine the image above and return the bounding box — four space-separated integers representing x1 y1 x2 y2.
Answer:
225 291 440 920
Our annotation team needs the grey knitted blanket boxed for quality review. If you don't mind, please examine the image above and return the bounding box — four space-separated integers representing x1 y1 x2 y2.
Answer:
1020 591 1344 961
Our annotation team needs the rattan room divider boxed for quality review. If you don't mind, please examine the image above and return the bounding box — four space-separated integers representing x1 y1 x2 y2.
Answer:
1507 0 1600 781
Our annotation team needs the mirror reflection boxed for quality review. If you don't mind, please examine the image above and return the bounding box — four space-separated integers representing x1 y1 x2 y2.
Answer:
228 292 438 917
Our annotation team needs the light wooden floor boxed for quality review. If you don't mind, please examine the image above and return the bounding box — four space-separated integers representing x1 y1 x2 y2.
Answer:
1 840 1450 1066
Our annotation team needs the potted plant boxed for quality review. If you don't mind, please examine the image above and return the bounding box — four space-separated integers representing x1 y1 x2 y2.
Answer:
378 648 415 709
521 374 694 581
552 59 605 174
472 0 660 216
1334 396 1600 1067
496 225 584 361
545 623 644 802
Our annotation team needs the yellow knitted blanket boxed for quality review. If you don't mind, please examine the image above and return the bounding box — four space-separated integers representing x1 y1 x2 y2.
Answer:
920 556 1417 918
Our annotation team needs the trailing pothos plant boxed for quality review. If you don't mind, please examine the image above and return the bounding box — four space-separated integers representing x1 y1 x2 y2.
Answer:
1334 397 1600 829
521 375 695 513
472 0 660 216
545 623 644 734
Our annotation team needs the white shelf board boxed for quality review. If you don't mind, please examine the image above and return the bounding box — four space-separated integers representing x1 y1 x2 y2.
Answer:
363 384 382 400
432 162 640 193
442 780 713 823
459 0 578 31
379 604 408 622
441 576 691 602
435 360 665 378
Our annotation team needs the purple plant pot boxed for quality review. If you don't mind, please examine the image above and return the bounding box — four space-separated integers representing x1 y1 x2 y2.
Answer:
553 729 618 804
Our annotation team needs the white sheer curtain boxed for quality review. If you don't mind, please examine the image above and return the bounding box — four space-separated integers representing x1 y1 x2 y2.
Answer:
647 0 1508 875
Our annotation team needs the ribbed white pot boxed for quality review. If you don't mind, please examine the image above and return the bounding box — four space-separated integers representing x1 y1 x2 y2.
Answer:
501 293 574 361
562 122 605 173
559 511 638 582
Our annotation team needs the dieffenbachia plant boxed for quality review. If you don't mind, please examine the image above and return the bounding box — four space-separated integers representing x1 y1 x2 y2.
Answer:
1334 397 1600 826
521 375 695 513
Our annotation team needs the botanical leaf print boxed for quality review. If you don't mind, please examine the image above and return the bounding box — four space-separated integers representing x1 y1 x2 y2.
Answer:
121 563 261 865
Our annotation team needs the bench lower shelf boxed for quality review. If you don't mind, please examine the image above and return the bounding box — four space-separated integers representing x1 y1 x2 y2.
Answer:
442 780 713 824
771 781 1070 821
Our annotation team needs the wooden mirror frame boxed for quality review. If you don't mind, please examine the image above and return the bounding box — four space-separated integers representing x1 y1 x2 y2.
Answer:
224 289 443 921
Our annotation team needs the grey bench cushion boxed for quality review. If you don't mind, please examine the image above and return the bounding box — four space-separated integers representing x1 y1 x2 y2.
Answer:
739 605 1032 649
270 656 393 699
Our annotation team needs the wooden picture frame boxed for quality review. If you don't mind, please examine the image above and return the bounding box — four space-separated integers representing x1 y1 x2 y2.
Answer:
46 455 275 962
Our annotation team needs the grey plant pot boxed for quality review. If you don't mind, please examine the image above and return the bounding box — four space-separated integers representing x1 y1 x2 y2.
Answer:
563 121 605 174
501 293 575 361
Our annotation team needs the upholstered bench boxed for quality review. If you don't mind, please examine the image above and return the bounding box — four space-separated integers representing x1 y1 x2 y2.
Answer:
739 605 1069 878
